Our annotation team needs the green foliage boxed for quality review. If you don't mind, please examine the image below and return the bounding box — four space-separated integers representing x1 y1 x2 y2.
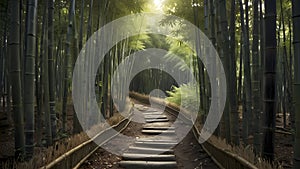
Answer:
128 34 150 51
166 83 201 114
164 37 195 71
144 34 170 50
162 0 204 29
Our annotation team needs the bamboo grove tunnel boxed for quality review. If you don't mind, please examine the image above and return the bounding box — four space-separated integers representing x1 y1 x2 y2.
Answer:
0 0 300 169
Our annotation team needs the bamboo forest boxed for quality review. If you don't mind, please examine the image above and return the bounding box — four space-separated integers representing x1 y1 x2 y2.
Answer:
0 0 300 169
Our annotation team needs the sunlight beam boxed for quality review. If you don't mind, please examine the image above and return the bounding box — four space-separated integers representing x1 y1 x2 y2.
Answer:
153 0 165 11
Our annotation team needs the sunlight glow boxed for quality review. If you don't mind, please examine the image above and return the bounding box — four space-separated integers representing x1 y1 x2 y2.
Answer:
153 0 165 11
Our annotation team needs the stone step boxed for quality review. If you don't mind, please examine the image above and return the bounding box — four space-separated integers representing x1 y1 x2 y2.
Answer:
135 141 177 148
143 126 175 130
127 146 173 154
144 115 167 119
142 112 164 115
142 130 175 135
119 161 177 169
144 110 160 112
136 139 177 143
122 153 176 161
143 122 171 127
145 119 169 123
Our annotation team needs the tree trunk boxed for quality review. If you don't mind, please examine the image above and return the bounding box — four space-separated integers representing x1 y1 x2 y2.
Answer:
48 0 57 141
36 4 47 146
239 0 252 144
251 0 262 155
79 0 85 50
8 0 25 159
292 0 300 168
193 0 205 120
262 0 277 161
229 0 239 145
62 0 76 132
287 17 295 130
218 0 231 143
72 9 82 134
209 0 219 136
43 7 52 146
238 33 243 103
86 0 93 41
24 0 37 159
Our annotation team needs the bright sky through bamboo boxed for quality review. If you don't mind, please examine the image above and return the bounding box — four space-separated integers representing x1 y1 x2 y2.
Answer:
153 0 165 11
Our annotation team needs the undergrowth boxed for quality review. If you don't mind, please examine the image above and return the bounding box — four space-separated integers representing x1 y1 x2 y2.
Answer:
166 83 201 114
0 101 133 169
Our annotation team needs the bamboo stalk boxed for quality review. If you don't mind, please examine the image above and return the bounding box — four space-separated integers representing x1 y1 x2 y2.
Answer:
24 0 37 159
262 0 277 161
8 0 25 159
292 0 300 168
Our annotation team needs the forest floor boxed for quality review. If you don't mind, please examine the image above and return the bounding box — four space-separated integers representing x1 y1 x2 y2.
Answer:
243 113 294 168
77 105 293 169
274 114 293 168
274 131 293 168
0 103 294 168
0 104 75 159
